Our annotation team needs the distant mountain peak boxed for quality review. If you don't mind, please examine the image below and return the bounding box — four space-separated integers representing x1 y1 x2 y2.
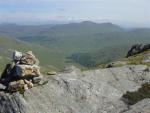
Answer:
100 22 114 25
80 21 97 24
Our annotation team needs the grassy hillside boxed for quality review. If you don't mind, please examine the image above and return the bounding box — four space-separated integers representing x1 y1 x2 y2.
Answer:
0 21 150 71
0 36 65 74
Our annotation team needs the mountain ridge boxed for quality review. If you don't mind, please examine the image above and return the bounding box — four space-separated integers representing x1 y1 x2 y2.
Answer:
0 21 150 70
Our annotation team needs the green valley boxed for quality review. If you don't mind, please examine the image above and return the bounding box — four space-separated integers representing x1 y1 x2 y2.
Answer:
0 21 150 71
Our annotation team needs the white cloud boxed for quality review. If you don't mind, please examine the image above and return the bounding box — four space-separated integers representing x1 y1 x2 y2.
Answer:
0 0 149 27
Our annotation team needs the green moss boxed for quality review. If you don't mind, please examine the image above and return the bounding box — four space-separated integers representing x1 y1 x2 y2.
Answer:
113 63 126 67
123 83 150 105
98 64 107 68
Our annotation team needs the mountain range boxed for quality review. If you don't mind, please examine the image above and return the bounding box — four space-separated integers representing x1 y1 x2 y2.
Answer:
0 21 150 71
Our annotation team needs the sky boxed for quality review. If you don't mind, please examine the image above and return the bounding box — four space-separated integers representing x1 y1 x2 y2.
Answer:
0 0 150 27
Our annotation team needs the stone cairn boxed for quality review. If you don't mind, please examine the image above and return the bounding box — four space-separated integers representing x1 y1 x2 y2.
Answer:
0 51 43 92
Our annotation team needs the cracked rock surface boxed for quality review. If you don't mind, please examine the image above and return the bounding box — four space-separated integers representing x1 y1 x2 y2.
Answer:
0 65 150 113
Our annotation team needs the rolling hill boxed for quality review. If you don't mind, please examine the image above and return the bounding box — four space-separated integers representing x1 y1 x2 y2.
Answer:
0 35 63 74
0 21 150 70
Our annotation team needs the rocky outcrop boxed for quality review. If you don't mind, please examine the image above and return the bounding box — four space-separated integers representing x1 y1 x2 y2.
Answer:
105 45 150 68
126 44 150 57
0 65 150 113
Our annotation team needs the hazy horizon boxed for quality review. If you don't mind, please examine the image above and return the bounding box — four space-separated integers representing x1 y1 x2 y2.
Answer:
1 20 150 29
0 0 150 28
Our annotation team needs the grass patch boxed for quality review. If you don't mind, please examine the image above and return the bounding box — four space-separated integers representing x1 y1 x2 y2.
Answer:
126 55 144 65
122 83 150 105
123 50 150 66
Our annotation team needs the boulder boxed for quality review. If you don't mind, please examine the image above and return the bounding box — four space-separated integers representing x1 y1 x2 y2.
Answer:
47 71 57 75
106 61 127 68
32 76 43 84
20 51 39 65
15 65 41 78
12 51 23 61
126 44 150 57
7 80 25 92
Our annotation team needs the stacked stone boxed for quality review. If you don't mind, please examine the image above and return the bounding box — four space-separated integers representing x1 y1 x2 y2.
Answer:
0 51 43 92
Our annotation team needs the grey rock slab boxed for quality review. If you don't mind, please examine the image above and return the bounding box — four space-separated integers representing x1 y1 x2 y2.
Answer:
123 99 150 113
0 65 150 113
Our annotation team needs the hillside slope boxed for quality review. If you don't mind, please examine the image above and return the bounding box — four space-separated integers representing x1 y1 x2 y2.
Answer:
0 36 64 74
0 22 150 69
